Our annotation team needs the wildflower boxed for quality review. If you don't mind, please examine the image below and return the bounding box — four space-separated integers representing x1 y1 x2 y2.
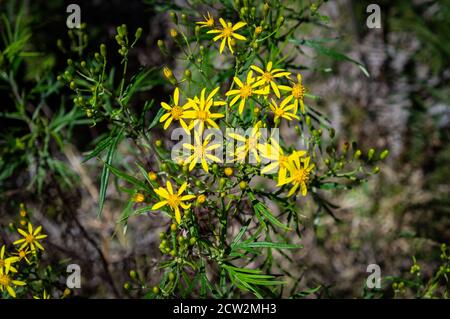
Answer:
13 223 47 252
160 87 192 132
225 71 266 114
279 156 315 196
0 264 26 298
133 193 145 203
12 248 31 265
207 18 246 54
224 167 233 177
269 96 299 122
197 194 206 204
0 246 19 273
183 130 222 173
258 138 306 185
251 61 291 98
148 171 158 181
279 74 307 113
152 181 196 223
196 12 214 28
228 121 263 163
183 87 225 133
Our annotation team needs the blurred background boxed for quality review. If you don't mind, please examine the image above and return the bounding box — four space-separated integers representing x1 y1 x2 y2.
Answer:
0 0 449 298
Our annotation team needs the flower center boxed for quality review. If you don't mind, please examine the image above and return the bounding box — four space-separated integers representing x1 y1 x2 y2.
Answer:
171 106 183 120
19 251 26 258
25 234 35 243
262 72 273 82
0 274 11 286
222 26 233 37
197 110 209 121
194 145 205 158
167 194 181 210
206 19 214 27
292 84 305 99
293 168 309 184
274 108 285 117
240 85 252 98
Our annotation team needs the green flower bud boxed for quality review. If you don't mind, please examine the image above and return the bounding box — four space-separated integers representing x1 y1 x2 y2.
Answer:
354 149 362 159
100 44 107 57
135 27 143 41
239 181 247 190
130 270 137 279
368 148 375 160
169 12 178 24
379 149 389 160
152 286 160 294
168 272 175 281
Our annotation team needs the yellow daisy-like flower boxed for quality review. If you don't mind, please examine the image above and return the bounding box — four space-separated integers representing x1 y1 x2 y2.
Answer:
196 12 214 28
250 61 291 98
0 246 19 273
13 223 47 252
225 71 266 114
0 263 26 298
160 87 192 133
207 18 246 54
12 248 31 265
258 138 307 185
279 73 307 114
279 156 315 197
183 130 222 173
269 96 299 122
228 121 263 163
184 87 225 133
152 181 196 224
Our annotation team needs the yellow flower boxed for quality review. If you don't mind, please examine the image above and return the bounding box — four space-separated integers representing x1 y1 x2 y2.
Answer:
196 12 214 28
152 181 196 224
207 18 246 54
250 62 291 98
225 71 266 114
224 167 233 177
269 96 299 122
228 121 263 163
279 156 314 197
160 87 192 132
0 246 19 273
13 223 47 252
183 87 225 133
148 171 158 181
0 264 26 298
183 130 222 172
279 74 307 113
133 193 145 203
197 194 207 204
12 248 31 265
258 138 306 185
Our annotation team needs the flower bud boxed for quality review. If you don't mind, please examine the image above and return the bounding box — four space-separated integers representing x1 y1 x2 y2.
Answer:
379 149 389 160
100 44 107 57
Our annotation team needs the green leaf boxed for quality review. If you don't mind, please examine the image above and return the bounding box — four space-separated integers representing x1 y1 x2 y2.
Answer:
82 135 113 163
289 38 370 77
237 241 302 250
149 107 165 129
249 192 291 231
98 128 123 217
104 162 150 192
